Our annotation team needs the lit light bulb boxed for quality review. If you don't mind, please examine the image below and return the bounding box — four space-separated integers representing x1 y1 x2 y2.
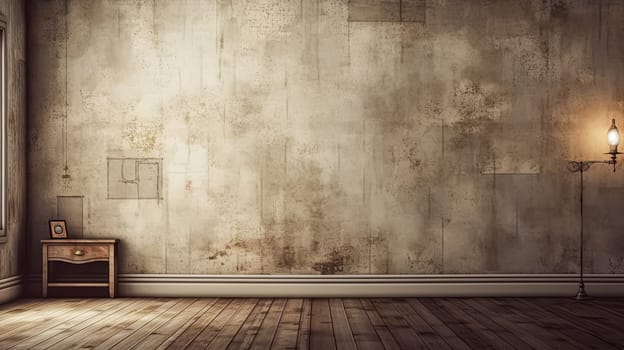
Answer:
608 118 619 152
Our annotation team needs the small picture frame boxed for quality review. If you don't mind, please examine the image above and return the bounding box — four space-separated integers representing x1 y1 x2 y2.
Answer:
49 220 68 239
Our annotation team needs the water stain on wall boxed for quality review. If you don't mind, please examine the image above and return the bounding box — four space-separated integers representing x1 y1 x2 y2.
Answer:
122 119 163 153
207 239 248 261
449 80 505 150
312 245 356 275
550 0 568 19
609 258 624 274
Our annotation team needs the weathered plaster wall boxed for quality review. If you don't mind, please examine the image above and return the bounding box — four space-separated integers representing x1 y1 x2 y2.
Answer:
0 0 26 280
27 0 624 275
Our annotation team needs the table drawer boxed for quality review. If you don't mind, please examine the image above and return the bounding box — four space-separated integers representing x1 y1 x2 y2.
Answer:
47 244 110 262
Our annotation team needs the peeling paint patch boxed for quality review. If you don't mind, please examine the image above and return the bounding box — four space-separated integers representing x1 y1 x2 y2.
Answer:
313 245 355 275
609 257 624 274
208 239 249 260
278 245 296 269
550 0 568 19
122 119 162 153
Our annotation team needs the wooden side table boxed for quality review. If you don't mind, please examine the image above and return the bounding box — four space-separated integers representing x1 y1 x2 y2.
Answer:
41 239 119 298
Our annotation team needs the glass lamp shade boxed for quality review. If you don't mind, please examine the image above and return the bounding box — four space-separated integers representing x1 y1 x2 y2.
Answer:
608 118 619 152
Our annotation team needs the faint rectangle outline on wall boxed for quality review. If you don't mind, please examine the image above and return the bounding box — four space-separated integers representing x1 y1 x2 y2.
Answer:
107 158 163 200
348 0 425 23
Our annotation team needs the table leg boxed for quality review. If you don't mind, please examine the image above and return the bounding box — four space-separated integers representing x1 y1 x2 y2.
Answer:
108 245 115 298
42 245 48 298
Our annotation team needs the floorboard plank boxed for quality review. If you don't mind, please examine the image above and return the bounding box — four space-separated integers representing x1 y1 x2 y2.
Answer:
310 298 337 350
186 298 244 350
9 299 122 350
514 298 618 350
92 299 180 350
406 299 471 350
420 298 502 350
296 298 312 350
437 298 515 349
0 298 88 330
343 299 384 350
559 298 624 332
0 298 56 319
75 298 169 350
494 298 592 349
0 299 92 346
372 298 427 349
249 298 286 349
392 299 452 350
226 299 272 350
166 298 233 350
154 298 219 350
273 298 304 349
533 298 624 347
454 299 532 350
207 298 259 349
463 298 555 350
136 298 218 349
593 298 624 318
361 299 400 350
109 298 196 350
45 298 145 350
329 298 357 350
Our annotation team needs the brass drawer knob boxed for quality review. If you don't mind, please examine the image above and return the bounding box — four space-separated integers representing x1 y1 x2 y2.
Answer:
73 250 85 256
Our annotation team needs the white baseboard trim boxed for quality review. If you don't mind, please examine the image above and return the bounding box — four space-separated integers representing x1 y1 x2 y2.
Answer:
119 274 624 297
0 275 22 304
26 274 624 297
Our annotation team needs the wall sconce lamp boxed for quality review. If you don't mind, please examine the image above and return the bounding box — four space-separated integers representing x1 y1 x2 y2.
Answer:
567 118 621 300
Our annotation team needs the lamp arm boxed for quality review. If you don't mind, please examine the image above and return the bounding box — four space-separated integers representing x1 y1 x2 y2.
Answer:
567 159 617 173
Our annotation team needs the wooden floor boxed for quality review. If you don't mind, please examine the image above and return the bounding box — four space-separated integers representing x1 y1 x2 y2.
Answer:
1 298 623 349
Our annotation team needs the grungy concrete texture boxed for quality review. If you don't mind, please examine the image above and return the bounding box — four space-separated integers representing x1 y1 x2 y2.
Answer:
0 0 26 280
27 0 624 275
